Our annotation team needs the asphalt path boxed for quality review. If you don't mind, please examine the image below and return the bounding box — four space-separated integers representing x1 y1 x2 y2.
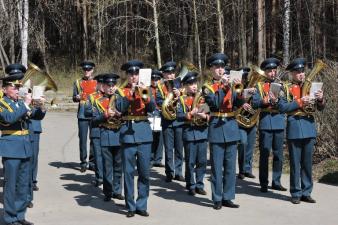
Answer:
1 112 338 225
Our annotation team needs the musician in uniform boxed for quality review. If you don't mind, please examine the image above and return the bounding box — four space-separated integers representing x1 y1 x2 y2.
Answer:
150 69 164 167
87 73 125 201
278 58 324 204
203 53 243 209
73 61 97 172
237 67 257 179
27 91 47 208
252 58 287 193
156 61 185 182
0 64 45 225
117 60 156 217
84 74 105 187
177 72 208 196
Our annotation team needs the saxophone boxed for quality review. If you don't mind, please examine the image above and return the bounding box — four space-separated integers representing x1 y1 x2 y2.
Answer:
301 59 327 114
235 65 263 128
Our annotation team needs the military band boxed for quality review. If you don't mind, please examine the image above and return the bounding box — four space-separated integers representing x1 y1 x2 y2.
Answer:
0 52 328 223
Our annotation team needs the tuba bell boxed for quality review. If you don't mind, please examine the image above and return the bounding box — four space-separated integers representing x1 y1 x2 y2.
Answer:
235 65 263 128
191 90 209 126
22 62 58 106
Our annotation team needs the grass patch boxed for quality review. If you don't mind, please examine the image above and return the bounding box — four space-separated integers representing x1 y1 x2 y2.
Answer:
314 158 338 185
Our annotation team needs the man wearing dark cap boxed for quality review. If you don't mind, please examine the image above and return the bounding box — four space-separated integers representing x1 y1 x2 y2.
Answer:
278 58 325 204
177 72 209 196
117 60 156 217
252 57 287 193
156 61 185 182
237 67 257 180
203 53 243 209
149 69 164 167
84 74 105 187
73 61 97 172
87 73 126 202
0 64 45 225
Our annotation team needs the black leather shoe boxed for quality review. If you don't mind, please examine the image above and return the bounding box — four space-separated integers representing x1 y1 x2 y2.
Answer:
222 200 240 208
112 193 125 200
136 210 149 217
237 173 245 180
271 185 287 191
165 176 173 183
174 175 185 182
18 220 34 225
301 196 316 203
32 184 39 191
213 201 222 210
195 188 207 195
103 196 112 202
80 165 87 173
94 180 103 187
153 163 165 167
291 197 301 204
126 211 135 218
260 186 268 193
244 172 256 179
188 189 196 196
27 202 33 208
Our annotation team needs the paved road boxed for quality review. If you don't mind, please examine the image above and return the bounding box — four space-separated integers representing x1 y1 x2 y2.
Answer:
1 112 338 225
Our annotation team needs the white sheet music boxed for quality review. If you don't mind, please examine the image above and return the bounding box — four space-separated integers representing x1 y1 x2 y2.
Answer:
32 86 45 100
148 116 162 131
229 70 242 83
309 82 323 98
270 82 282 97
138 68 152 86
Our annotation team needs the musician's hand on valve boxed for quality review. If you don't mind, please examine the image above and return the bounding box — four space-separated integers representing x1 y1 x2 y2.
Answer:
107 108 115 117
301 96 311 106
221 75 230 86
24 93 32 105
233 78 242 84
190 107 199 116
243 103 252 111
173 88 181 98
315 90 323 102
247 88 256 94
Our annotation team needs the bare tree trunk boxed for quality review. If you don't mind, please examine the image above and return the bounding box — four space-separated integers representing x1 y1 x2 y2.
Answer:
125 1 128 60
239 0 247 66
82 0 88 59
96 1 102 63
257 0 265 63
283 0 290 65
296 0 304 57
216 0 224 53
271 0 277 53
192 0 201 72
153 0 161 68
17 0 29 67
305 0 315 64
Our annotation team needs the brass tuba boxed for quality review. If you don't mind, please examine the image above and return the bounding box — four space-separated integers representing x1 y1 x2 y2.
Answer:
235 65 263 128
301 59 327 114
161 61 197 120
191 90 209 126
22 62 58 106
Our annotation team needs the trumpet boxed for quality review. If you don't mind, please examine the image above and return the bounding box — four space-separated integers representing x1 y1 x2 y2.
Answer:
135 85 150 100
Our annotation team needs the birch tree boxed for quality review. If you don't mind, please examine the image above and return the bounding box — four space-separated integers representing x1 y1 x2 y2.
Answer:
283 0 290 65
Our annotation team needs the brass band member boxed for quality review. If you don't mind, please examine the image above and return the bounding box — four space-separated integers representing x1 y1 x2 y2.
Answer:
252 58 287 193
118 60 156 217
203 53 243 209
73 61 97 172
0 64 45 225
278 58 325 204
177 72 209 196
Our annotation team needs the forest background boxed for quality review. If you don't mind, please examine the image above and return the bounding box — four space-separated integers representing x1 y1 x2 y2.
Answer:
0 0 337 182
